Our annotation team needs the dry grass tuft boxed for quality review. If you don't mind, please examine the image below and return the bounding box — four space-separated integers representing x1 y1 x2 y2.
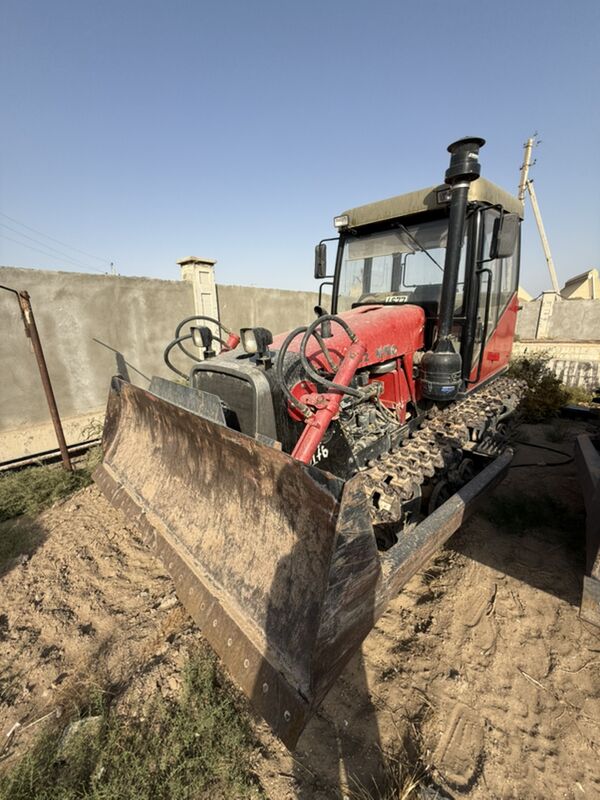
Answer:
0 647 263 800
0 445 102 524
349 746 450 800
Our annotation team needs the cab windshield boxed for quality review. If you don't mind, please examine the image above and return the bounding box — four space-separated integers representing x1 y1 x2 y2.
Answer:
336 218 465 313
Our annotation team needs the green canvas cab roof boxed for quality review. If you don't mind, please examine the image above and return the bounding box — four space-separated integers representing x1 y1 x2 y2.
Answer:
340 177 524 228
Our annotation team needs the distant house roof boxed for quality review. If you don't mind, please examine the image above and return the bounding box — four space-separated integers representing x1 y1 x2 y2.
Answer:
561 268 599 299
518 285 533 302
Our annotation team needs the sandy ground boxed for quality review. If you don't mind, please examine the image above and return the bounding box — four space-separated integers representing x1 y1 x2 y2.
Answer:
1 419 599 799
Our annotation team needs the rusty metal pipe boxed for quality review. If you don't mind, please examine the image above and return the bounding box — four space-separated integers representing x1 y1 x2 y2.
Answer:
5 288 73 471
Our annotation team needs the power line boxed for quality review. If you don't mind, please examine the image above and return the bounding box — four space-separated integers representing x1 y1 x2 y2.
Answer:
0 210 112 266
0 232 107 273
0 233 108 274
0 222 107 273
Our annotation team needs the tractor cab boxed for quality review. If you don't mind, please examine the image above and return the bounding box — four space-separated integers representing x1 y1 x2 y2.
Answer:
316 177 524 383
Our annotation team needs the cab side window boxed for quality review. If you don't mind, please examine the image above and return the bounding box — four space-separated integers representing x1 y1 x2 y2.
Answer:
471 210 520 367
481 209 519 327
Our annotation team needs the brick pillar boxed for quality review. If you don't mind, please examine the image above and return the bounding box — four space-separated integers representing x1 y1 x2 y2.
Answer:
178 256 219 337
535 291 558 339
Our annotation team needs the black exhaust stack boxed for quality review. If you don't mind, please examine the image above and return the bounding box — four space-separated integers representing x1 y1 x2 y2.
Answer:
419 137 485 402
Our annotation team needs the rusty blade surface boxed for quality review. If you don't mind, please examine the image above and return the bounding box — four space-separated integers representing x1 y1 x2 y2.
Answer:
94 377 367 746
94 377 514 748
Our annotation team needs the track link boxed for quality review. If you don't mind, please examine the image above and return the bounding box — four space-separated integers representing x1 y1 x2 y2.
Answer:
360 377 526 528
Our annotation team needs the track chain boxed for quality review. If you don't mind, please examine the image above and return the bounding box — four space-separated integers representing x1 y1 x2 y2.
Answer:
360 377 526 525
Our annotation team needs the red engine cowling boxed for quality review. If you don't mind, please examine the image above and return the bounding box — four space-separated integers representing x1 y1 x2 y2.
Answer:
272 304 426 428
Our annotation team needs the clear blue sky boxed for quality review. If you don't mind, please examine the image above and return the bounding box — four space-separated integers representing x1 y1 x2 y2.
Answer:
1 0 598 295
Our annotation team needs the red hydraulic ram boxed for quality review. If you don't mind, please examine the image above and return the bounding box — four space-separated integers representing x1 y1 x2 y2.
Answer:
291 340 367 465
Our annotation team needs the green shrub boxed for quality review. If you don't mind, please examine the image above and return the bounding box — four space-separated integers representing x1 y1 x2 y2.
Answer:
563 385 594 405
508 354 568 422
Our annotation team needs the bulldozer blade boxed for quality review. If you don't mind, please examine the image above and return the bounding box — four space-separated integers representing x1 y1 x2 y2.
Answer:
94 376 512 748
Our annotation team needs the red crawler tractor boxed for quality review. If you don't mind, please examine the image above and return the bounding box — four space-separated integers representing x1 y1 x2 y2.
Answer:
94 138 524 747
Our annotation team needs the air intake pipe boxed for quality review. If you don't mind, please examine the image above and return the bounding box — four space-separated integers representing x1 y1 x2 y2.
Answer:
419 137 485 402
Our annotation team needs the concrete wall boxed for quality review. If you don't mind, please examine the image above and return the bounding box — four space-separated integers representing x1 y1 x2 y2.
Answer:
0 269 324 461
216 284 324 334
514 297 600 390
1 266 194 460
548 300 600 340
516 298 600 342
515 300 541 339
2 263 599 462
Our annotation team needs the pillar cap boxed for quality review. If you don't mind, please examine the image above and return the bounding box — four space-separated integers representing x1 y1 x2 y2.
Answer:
176 256 217 267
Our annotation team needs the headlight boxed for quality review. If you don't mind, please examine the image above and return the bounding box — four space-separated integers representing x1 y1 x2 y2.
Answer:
240 327 273 359
190 325 216 358
333 214 349 229
240 328 258 354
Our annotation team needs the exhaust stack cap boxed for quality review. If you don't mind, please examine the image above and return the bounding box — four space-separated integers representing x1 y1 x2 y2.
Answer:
445 136 486 185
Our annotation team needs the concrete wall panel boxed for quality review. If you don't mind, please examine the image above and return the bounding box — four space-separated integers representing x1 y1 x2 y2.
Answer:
1 266 194 440
549 300 600 341
216 284 324 334
515 301 541 339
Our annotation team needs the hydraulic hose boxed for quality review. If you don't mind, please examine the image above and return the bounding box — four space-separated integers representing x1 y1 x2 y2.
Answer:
164 334 196 378
275 326 311 417
509 440 574 469
291 338 367 464
174 315 231 363
311 329 337 372
164 332 226 378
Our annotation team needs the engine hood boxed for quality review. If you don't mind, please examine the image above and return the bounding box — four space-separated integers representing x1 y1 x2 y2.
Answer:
272 304 426 369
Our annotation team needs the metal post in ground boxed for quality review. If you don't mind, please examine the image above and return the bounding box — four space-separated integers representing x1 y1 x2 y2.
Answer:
0 284 72 471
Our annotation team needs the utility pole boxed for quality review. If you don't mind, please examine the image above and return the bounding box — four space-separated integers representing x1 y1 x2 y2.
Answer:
519 135 561 294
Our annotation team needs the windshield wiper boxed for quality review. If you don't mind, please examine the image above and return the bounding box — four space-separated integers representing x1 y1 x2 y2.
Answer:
398 225 444 272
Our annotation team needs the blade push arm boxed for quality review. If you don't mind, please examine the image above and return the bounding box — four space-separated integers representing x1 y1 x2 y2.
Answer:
291 340 367 465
